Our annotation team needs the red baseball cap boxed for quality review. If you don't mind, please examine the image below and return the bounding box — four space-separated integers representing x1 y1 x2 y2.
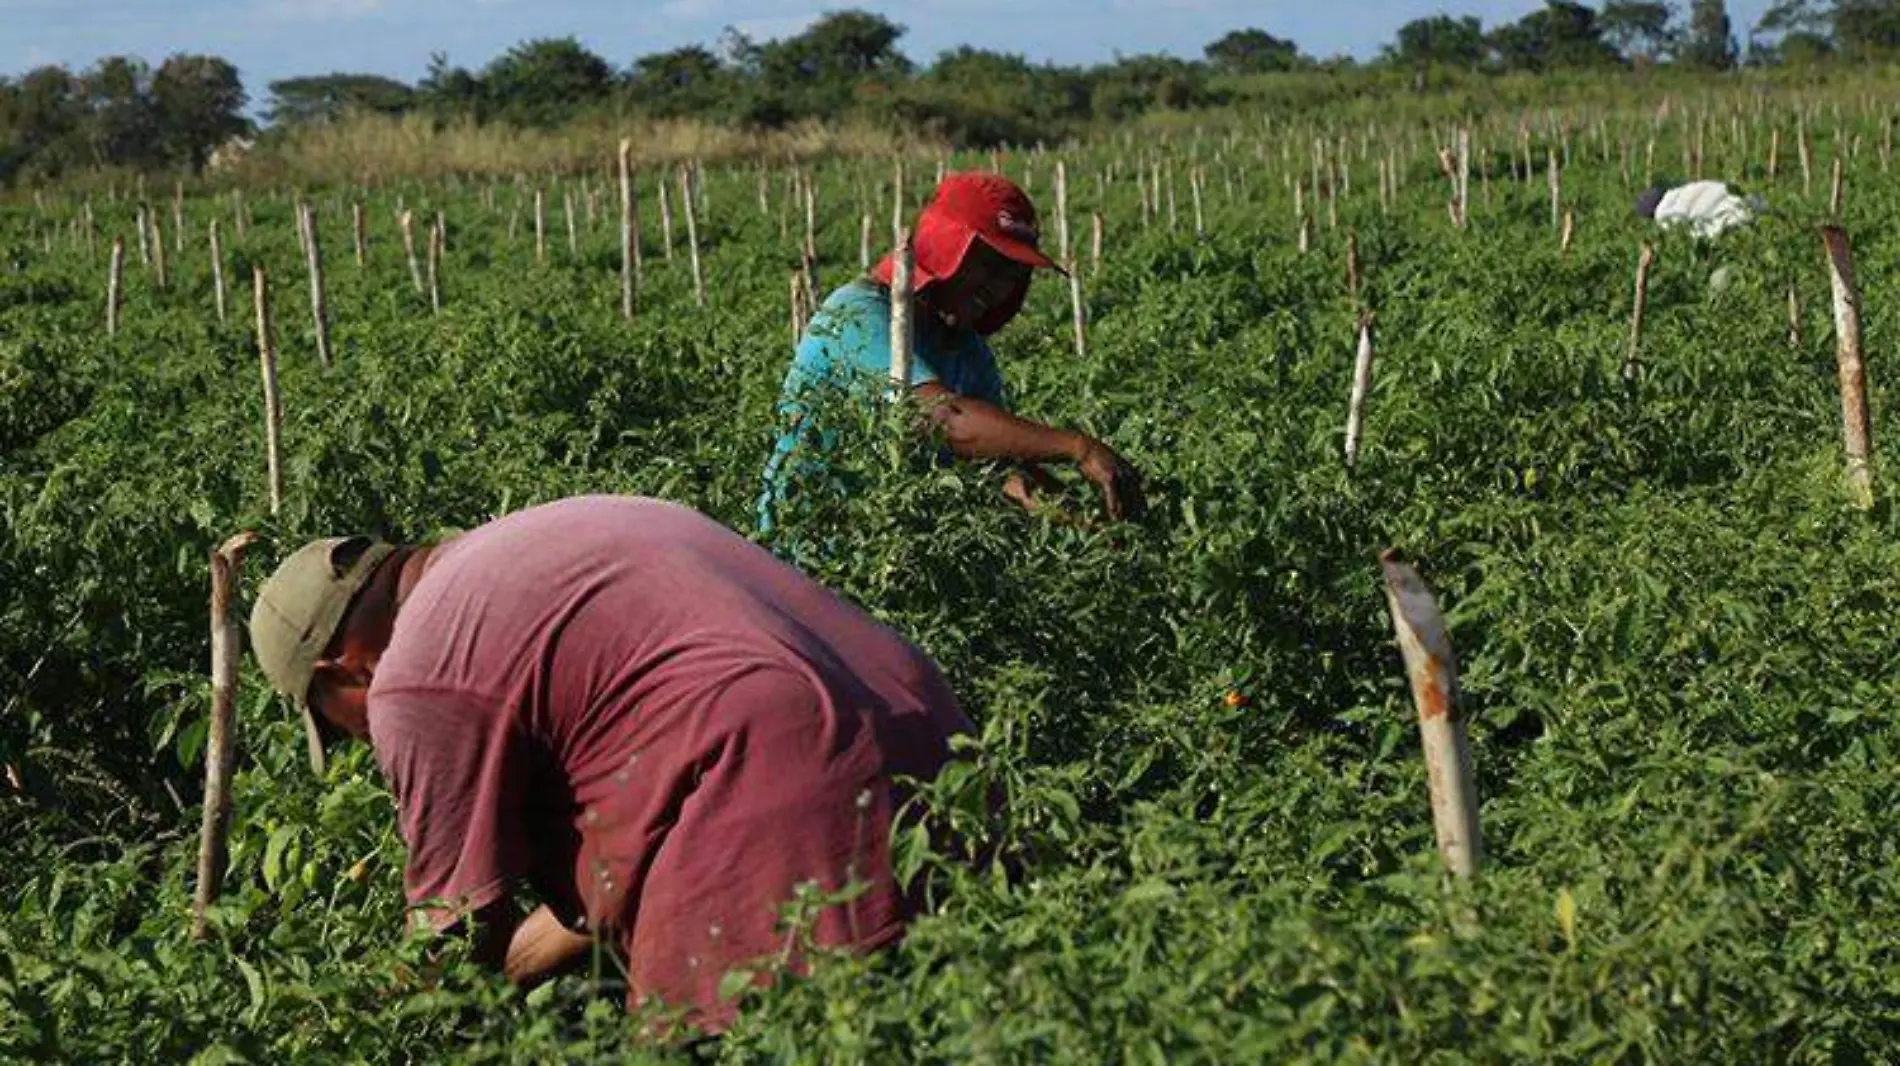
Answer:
873 171 1064 334
877 171 1065 288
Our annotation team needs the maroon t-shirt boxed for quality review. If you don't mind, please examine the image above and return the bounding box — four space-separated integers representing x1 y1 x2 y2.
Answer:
367 496 970 1013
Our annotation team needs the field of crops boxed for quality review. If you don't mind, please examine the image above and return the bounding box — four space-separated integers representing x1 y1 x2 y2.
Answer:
4 91 1899 1062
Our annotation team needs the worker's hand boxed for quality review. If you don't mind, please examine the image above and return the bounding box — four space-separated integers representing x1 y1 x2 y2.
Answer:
1075 438 1145 521
1002 471 1038 513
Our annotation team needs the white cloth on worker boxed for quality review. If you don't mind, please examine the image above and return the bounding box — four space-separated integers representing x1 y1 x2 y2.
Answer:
1654 180 1753 239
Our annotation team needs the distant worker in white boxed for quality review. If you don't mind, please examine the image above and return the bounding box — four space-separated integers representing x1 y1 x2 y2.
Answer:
1633 179 1765 239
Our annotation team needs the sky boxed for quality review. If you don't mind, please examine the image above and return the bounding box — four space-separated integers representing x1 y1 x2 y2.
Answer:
2 0 1779 101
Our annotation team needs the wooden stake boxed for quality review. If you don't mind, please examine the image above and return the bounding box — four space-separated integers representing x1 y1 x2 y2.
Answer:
1090 212 1103 278
1055 161 1086 360
564 187 578 259
1799 120 1813 198
399 211 423 296
534 188 547 265
352 202 366 267
191 530 259 940
619 140 637 320
1829 155 1844 219
859 213 872 271
889 228 914 393
1625 244 1655 385
427 216 442 314
209 220 226 326
1768 126 1781 180
658 173 675 261
1346 230 1360 302
302 203 332 369
1190 166 1206 238
891 157 905 245
151 215 168 290
1379 548 1480 881
1547 147 1561 230
106 237 124 337
681 166 704 308
254 267 284 517
136 206 151 267
1788 282 1802 349
1822 226 1873 508
1344 312 1375 468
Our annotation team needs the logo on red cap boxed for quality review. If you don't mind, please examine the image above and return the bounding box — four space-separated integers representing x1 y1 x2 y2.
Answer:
996 210 1039 245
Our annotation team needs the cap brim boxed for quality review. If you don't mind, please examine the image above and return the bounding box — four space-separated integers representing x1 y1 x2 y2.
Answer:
978 233 1067 277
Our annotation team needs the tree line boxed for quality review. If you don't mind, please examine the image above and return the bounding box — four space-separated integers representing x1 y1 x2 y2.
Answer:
3 1 1898 184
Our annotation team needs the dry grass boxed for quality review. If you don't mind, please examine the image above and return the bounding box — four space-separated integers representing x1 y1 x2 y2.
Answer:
227 112 947 187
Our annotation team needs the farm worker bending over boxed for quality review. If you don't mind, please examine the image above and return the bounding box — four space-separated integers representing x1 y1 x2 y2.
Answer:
1634 179 1764 239
757 171 1144 538
247 494 973 1033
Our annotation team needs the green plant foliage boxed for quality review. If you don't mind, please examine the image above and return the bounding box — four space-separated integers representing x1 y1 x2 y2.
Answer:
3 104 1899 1063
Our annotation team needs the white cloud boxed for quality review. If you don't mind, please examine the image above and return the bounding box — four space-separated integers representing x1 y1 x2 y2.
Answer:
731 12 815 41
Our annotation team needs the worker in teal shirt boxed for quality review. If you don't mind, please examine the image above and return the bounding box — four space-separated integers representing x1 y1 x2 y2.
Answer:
758 172 1143 539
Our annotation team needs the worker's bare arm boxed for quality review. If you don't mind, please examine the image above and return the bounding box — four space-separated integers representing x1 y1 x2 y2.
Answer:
913 382 1145 519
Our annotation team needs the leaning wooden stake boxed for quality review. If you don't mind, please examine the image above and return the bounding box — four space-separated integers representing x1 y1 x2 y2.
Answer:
1560 209 1575 255
106 238 124 336
618 140 637 321
1379 548 1481 881
1822 226 1874 509
1624 244 1655 385
301 203 332 369
209 220 227 325
889 228 915 393
1829 155 1844 220
1344 312 1376 468
680 166 704 308
191 529 260 940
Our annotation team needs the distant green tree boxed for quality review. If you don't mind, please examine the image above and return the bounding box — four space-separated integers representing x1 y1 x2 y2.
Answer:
1833 0 1900 59
80 57 160 168
1683 0 1739 68
150 54 248 170
417 52 484 122
266 74 414 126
481 37 613 127
0 67 84 181
1203 29 1306 73
1601 1 1678 61
1384 15 1488 69
1488 2 1620 71
1752 0 1835 61
758 10 910 115
625 46 730 119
